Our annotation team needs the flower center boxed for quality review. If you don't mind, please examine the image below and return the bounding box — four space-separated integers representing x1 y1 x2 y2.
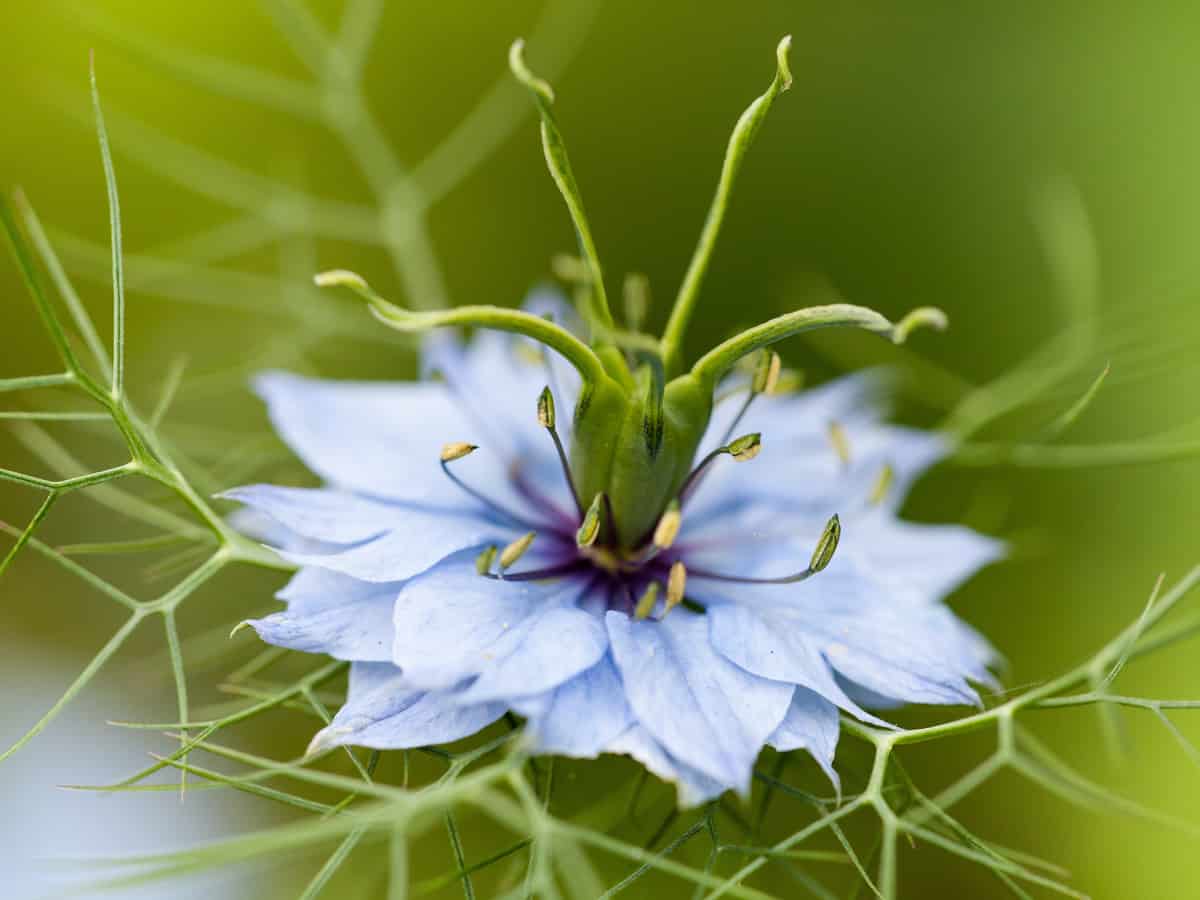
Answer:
437 372 844 621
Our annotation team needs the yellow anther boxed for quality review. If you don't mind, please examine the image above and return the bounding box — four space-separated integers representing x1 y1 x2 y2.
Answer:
827 422 850 465
665 561 687 614
499 532 536 570
440 442 478 462
752 350 782 395
868 463 894 506
577 493 604 547
634 582 660 620
475 545 497 575
652 501 681 550
727 433 762 462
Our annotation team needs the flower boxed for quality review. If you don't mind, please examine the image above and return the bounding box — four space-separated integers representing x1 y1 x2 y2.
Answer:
226 289 1002 806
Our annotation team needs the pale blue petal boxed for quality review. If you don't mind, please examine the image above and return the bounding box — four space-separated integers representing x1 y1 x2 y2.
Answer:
454 603 607 703
606 725 728 806
802 603 983 706
226 506 340 555
836 677 907 711
347 660 402 697
308 663 505 754
514 655 634 757
689 370 947 524
854 513 1005 601
700 371 889 460
704 599 891 728
420 314 580 516
767 687 841 792
255 371 496 504
245 592 395 661
221 485 404 544
279 510 520 583
243 568 398 661
422 330 545 458
605 610 793 791
392 553 595 690
421 289 582 454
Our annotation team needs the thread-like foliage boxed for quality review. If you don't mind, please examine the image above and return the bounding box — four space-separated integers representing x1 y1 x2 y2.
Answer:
4 3 1200 898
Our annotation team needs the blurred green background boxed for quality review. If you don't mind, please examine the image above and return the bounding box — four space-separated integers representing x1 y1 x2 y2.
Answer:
3 1 1200 897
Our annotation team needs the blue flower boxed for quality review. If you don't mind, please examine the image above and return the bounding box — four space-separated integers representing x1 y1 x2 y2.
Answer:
226 289 1002 806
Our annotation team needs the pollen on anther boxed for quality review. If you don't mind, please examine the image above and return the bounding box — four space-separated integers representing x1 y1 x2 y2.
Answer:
827 422 850 465
665 561 687 614
441 442 478 462
499 532 536 570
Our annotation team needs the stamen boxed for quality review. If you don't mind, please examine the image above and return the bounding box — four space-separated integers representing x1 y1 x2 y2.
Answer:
809 513 841 573
475 545 497 575
774 369 805 393
551 253 590 284
483 559 587 582
716 350 779 448
665 561 687 615
652 500 681 550
538 386 583 515
634 582 660 620
687 514 841 585
441 442 477 462
499 531 537 570
868 463 894 506
728 433 762 461
754 350 783 396
626 500 681 567
439 449 545 531
577 493 603 548
828 421 851 466
678 432 762 504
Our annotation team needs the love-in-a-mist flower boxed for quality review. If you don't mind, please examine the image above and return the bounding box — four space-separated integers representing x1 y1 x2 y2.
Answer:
226 37 1002 804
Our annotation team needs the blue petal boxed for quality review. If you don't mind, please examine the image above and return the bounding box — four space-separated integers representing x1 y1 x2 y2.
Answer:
254 372 489 504
454 602 608 703
853 513 1005 601
514 655 634 757
704 573 986 708
701 372 889 461
605 610 793 792
221 485 406 544
307 661 505 754
704 599 891 728
813 603 989 705
682 503 1000 611
245 567 398 661
226 506 340 554
422 291 581 441
421 320 580 516
689 372 947 522
279 513 520 583
606 725 728 807
392 553 599 691
767 687 842 793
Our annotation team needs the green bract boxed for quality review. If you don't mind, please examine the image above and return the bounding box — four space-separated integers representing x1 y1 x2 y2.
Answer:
316 36 946 550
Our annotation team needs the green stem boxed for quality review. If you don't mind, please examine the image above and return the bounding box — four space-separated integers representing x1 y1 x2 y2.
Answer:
90 55 126 398
661 36 793 375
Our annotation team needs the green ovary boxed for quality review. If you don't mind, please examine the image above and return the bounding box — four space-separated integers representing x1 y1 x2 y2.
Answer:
570 372 713 549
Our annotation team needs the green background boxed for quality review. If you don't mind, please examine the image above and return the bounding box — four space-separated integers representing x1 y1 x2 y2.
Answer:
3 1 1200 897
